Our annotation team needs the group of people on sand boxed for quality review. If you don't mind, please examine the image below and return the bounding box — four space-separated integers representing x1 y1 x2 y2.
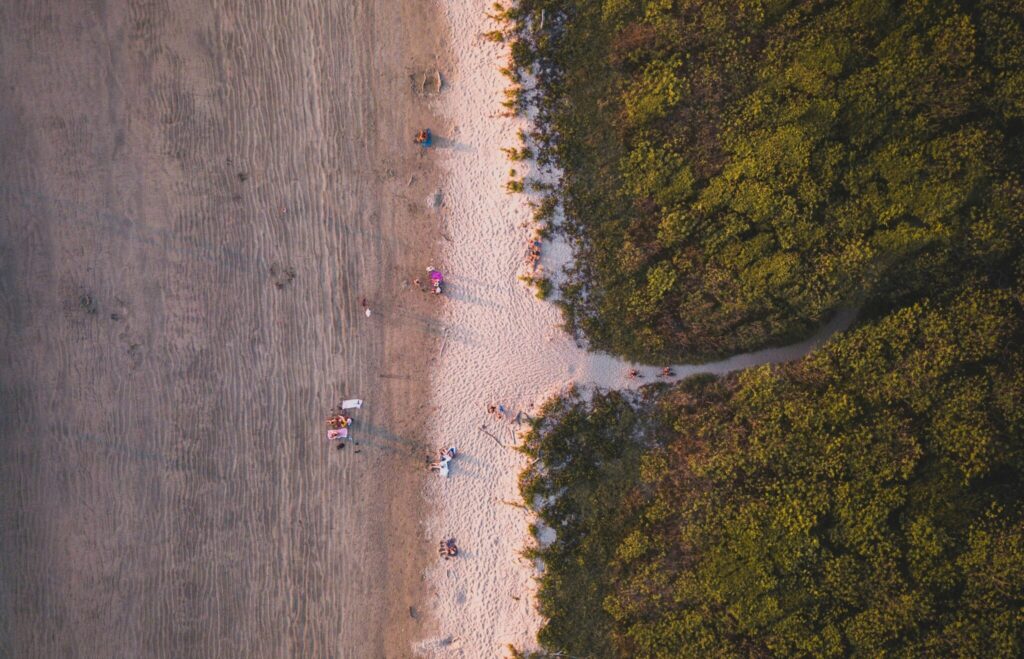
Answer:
326 411 353 450
526 239 542 269
430 452 461 561
431 402 517 561
627 366 676 380
413 266 444 295
486 403 507 421
428 446 458 477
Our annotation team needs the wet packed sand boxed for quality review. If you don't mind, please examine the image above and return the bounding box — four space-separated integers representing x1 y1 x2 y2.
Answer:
0 0 449 656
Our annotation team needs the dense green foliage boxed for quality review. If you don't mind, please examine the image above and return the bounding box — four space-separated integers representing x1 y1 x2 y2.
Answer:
501 0 1024 655
522 285 1024 656
504 0 1024 362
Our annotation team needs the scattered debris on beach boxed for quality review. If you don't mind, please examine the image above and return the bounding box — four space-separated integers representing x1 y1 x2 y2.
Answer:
79 292 98 315
269 263 296 289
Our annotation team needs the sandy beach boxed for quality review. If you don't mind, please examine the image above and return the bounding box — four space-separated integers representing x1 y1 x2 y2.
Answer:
416 2 854 655
394 1 1024 656
0 2 859 657
0 0 448 656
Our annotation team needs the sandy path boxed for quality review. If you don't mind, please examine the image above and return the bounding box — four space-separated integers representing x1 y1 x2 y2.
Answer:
0 0 446 656
417 2 855 655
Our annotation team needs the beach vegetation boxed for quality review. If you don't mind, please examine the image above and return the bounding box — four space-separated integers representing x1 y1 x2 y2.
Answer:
508 0 1024 656
522 286 1024 656
507 168 526 193
484 29 506 43
534 276 553 299
506 0 1024 363
526 179 552 193
518 274 553 300
532 194 558 224
502 145 535 161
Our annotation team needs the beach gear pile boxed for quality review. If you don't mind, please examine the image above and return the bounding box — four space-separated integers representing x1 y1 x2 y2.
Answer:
326 399 363 444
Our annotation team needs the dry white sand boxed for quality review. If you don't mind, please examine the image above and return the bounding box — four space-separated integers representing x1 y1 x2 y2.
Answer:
416 2 854 655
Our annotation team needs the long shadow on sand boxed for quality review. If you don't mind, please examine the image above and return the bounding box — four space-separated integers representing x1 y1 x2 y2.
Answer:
351 421 421 453
425 134 471 153
442 281 500 309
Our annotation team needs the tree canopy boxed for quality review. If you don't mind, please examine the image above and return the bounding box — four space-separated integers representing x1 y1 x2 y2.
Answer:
507 0 1024 362
522 285 1024 656
501 0 1024 656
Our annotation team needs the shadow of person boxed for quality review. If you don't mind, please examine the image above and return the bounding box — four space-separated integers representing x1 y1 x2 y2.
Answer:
425 133 471 152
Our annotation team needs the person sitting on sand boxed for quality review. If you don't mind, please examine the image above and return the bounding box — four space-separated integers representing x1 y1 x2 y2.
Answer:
438 539 458 559
429 448 456 477
326 415 347 428
414 129 432 146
